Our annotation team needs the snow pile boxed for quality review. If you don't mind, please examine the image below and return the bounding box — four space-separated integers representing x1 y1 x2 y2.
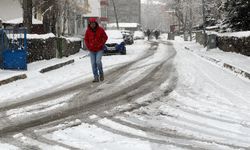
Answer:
64 36 82 42
208 31 250 38
0 143 18 150
206 26 219 30
27 33 55 39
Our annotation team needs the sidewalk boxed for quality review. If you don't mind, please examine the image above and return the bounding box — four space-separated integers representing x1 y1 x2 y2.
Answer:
0 50 91 104
0 51 87 86
174 36 250 80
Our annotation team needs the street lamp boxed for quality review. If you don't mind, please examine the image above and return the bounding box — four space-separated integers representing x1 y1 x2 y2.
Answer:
111 0 119 30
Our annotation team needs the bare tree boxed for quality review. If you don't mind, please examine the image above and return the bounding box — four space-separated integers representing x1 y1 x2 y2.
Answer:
22 0 33 33
33 0 85 36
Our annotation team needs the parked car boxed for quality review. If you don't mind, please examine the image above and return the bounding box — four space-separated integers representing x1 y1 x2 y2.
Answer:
121 30 134 45
104 30 126 55
133 31 145 40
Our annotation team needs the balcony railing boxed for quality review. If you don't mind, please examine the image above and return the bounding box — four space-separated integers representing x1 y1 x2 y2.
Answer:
100 0 108 6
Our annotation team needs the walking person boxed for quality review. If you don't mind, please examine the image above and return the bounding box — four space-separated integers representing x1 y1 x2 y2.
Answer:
146 29 151 41
154 30 160 40
84 18 108 82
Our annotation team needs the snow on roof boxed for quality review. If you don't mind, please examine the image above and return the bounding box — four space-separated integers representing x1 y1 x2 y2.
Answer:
209 31 250 38
107 23 140 28
4 17 42 25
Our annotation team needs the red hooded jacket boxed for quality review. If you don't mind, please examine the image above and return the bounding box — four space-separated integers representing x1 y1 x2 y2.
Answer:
84 18 108 52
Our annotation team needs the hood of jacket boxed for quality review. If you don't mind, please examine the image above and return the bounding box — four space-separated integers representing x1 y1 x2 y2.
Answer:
88 17 99 31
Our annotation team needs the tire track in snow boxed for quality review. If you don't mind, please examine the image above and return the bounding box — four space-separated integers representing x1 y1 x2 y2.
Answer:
0 42 159 112
0 42 169 135
5 41 178 149
108 117 246 150
171 99 250 128
170 96 250 128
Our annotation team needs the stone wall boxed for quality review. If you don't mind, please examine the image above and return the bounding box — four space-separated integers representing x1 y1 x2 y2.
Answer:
195 32 250 56
60 38 82 57
217 36 250 56
27 37 81 63
27 38 57 62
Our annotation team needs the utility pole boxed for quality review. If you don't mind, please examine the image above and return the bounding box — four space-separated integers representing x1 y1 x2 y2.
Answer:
111 0 119 30
189 0 193 41
202 0 207 46
139 0 141 24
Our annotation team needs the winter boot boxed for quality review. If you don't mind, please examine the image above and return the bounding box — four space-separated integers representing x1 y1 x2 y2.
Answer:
92 76 99 83
100 74 104 81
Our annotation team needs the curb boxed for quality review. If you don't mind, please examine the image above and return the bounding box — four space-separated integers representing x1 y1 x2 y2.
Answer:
223 63 250 80
185 46 220 63
40 59 75 73
184 47 250 80
79 54 89 59
0 74 27 86
199 55 220 64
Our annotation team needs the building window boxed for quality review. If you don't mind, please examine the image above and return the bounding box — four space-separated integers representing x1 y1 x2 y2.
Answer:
101 6 107 18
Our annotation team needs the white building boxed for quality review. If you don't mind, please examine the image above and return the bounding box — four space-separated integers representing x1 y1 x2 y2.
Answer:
0 0 22 22
82 0 102 30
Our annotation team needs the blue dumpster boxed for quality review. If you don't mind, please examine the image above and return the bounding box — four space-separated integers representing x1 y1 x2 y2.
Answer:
0 28 27 70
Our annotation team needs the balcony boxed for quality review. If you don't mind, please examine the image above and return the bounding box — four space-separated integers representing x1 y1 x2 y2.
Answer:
100 0 108 6
100 17 108 22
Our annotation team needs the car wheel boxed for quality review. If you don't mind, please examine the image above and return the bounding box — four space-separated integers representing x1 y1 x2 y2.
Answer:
121 51 126 55
120 47 126 55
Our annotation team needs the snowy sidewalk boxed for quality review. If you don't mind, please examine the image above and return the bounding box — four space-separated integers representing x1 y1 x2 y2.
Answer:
0 54 82 86
174 36 250 80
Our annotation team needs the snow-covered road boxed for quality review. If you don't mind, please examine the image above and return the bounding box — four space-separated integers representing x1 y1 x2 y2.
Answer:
0 37 250 150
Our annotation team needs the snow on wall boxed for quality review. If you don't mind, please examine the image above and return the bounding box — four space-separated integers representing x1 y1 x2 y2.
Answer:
217 31 250 38
208 31 250 38
27 33 55 40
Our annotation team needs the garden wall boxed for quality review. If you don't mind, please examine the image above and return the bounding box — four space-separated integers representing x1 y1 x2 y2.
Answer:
196 31 250 56
27 34 82 62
